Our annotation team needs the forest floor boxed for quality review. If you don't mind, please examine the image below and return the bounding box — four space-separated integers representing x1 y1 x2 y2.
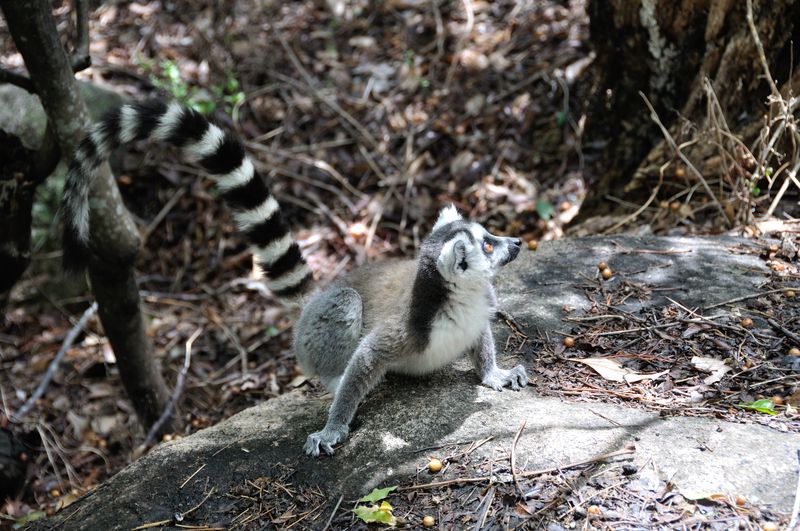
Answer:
1 0 798 529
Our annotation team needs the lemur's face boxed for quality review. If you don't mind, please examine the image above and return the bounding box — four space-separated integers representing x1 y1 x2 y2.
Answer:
429 205 522 283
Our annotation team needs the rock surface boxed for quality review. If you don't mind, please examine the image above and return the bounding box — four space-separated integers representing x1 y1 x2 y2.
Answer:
35 235 798 530
0 82 123 149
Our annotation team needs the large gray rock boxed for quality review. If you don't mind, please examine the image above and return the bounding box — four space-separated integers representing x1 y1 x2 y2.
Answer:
36 235 798 530
0 81 124 149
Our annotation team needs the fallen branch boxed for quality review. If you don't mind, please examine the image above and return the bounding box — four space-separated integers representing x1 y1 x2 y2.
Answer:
768 318 800 346
321 494 344 531
702 288 794 310
474 485 495 530
400 445 635 491
180 463 206 489
14 303 98 420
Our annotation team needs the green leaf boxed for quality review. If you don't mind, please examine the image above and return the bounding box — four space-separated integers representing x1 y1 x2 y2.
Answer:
14 511 46 528
353 501 396 525
765 166 773 178
536 198 554 220
359 485 397 503
556 111 567 127
738 399 777 415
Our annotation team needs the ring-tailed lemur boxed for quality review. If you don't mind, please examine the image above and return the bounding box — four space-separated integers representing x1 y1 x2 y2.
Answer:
62 101 528 457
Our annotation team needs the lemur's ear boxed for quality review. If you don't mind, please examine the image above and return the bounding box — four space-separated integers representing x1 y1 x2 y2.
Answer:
432 204 462 232
438 237 470 276
453 240 469 273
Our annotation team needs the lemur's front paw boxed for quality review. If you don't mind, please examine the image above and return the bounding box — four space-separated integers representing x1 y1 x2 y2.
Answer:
482 365 528 391
304 424 349 457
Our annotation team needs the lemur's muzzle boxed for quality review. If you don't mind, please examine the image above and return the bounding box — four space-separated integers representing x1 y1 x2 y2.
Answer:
502 238 522 265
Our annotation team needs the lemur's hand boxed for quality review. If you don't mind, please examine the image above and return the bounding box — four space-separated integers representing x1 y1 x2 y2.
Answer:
304 424 349 457
482 365 528 391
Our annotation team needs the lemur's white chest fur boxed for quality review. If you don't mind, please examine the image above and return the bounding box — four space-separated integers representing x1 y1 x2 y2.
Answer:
392 282 491 375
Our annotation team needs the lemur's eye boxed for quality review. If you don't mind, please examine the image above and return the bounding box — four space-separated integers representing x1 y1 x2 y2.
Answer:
483 241 494 254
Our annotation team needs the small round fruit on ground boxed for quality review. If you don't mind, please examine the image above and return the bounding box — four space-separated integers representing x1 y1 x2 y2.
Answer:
422 515 435 527
427 458 443 473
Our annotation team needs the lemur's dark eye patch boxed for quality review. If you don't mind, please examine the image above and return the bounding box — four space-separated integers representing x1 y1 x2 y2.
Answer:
483 241 494 254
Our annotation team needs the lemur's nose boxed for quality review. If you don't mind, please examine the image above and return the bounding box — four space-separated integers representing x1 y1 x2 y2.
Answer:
511 238 522 247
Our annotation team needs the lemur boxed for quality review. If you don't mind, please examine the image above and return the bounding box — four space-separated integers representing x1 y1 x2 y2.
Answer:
62 101 529 456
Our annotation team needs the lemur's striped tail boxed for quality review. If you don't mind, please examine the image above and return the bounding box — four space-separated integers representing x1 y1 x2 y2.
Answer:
62 100 314 300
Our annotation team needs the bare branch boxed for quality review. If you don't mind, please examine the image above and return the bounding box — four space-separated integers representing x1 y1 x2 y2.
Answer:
138 327 203 451
745 0 781 100
71 0 91 72
0 68 34 92
13 303 98 421
639 92 729 224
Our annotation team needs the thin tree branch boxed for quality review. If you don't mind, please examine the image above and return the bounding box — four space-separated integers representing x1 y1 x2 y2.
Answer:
1 0 91 94
71 0 91 72
745 0 781 100
30 125 63 184
0 68 34 92
401 445 636 491
639 91 729 224
13 303 98 420
139 327 203 451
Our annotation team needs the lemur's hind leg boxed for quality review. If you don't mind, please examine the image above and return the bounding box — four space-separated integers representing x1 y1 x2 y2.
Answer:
293 286 363 393
304 328 392 456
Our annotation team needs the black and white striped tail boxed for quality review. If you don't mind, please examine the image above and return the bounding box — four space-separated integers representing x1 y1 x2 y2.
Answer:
62 100 314 299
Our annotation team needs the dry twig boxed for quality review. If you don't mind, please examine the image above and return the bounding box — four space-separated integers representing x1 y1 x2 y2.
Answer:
703 288 794 310
401 446 635 491
131 487 218 530
639 92 728 223
321 494 344 531
139 327 203 451
14 302 98 420
510 421 526 497
767 318 800 346
474 485 495 531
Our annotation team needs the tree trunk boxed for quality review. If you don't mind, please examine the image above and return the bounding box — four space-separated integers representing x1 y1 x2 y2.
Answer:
579 0 800 222
1 0 177 435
